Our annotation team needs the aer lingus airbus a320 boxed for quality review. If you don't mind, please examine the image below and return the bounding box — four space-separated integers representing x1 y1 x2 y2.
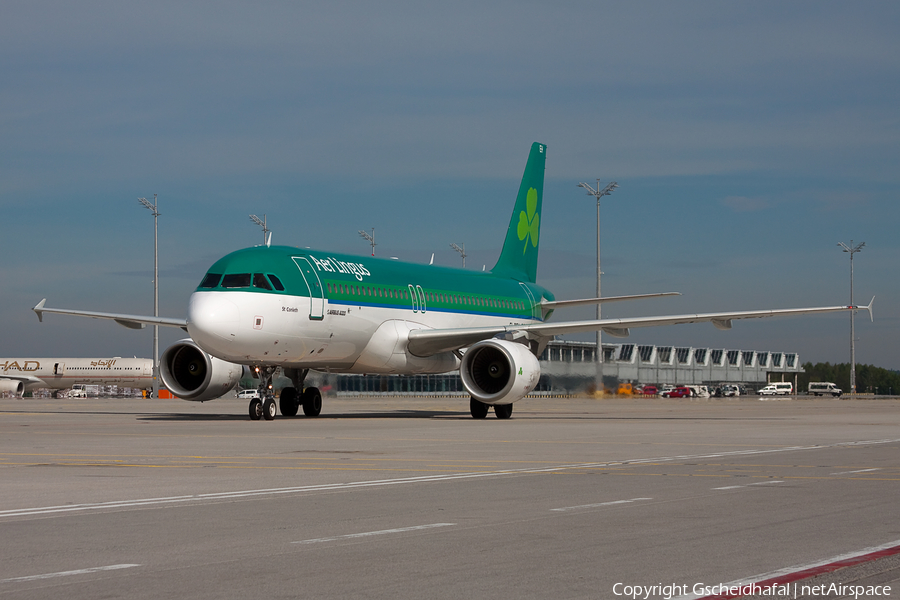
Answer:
33 143 872 420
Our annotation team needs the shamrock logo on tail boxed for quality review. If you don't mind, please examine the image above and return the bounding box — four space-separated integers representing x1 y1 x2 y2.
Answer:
517 188 540 254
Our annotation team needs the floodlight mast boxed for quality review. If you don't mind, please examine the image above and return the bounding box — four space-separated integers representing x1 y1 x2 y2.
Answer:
359 228 376 256
450 243 467 267
250 214 270 246
576 180 618 387
138 195 159 400
838 240 865 394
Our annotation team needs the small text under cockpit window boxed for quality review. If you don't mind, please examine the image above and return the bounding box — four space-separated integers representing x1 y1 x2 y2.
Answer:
267 274 285 291
253 273 272 290
221 273 252 288
199 273 222 288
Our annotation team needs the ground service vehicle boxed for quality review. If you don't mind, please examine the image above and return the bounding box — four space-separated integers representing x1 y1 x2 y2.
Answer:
808 382 842 397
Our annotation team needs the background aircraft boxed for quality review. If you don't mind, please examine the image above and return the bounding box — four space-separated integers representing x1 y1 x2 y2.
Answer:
33 143 868 419
0 357 153 397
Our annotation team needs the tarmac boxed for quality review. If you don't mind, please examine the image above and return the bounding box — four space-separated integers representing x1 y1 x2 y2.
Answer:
1 394 898 599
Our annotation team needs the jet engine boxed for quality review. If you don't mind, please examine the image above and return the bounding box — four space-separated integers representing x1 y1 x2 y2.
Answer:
0 379 24 396
459 339 540 405
160 338 243 402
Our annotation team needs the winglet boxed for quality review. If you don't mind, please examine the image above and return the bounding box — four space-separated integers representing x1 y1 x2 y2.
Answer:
862 296 875 322
33 298 46 323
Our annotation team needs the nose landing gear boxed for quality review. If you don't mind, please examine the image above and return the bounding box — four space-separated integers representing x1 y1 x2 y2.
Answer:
247 366 323 421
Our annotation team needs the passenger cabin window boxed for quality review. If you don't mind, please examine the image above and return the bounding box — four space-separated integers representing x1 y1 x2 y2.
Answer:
221 273 252 288
267 274 285 291
253 273 272 290
199 273 222 288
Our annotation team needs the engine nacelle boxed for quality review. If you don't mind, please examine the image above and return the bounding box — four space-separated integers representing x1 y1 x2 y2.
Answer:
160 338 242 402
459 339 540 405
0 379 24 396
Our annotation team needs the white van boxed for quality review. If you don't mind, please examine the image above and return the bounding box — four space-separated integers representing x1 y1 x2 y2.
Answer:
759 382 793 396
808 382 842 397
237 389 259 399
773 382 793 395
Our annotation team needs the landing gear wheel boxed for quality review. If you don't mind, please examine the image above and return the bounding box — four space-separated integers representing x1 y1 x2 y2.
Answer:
494 403 513 419
249 398 262 420
470 397 489 419
301 387 322 417
280 387 299 417
263 397 277 420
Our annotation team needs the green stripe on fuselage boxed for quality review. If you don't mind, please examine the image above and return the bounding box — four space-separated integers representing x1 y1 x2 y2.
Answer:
196 245 553 320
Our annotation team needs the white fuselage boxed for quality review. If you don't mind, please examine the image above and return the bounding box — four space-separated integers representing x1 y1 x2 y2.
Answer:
187 290 536 374
0 357 154 391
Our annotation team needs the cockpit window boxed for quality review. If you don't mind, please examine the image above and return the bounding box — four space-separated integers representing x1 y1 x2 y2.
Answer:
268 274 285 291
221 273 252 288
253 273 272 290
199 273 222 288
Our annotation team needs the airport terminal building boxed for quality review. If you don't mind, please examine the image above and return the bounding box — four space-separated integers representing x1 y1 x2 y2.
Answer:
327 339 802 396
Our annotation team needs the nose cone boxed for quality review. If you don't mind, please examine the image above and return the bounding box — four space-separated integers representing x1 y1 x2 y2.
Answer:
187 292 241 356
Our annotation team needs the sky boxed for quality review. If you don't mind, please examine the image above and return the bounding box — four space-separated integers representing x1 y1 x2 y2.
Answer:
2 1 898 369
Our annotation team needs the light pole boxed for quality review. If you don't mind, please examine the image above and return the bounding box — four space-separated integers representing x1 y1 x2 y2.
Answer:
359 228 376 256
250 214 271 246
138 195 159 400
838 240 865 394
576 180 618 380
450 243 467 268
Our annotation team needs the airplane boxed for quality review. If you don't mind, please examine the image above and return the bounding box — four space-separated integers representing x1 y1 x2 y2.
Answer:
31 142 873 420
0 357 153 397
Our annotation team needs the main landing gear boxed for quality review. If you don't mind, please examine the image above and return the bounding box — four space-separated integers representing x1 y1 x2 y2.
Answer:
247 366 323 421
470 397 513 420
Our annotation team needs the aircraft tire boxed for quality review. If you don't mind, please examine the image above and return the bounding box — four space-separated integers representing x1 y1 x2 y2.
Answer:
470 398 489 419
280 387 299 417
494 403 513 419
249 398 262 421
263 398 277 421
302 387 322 417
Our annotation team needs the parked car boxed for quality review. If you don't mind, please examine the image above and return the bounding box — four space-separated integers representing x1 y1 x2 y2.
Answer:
641 385 659 396
662 386 692 398
720 384 740 397
237 389 259 399
758 385 778 396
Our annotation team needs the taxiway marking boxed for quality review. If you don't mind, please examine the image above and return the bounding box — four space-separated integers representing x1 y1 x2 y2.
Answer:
713 480 784 491
551 497 653 512
1 438 896 520
675 539 900 599
0 564 140 584
292 523 455 545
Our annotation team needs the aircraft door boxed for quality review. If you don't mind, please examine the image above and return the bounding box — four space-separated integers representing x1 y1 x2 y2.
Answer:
416 285 426 314
54 363 65 375
292 257 325 320
519 283 541 320
408 284 419 313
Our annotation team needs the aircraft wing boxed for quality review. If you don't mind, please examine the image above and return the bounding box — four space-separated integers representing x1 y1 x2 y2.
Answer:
33 299 188 330
0 373 44 385
406 299 873 357
540 292 680 310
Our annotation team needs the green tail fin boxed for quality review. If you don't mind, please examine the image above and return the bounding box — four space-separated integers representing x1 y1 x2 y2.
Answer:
490 142 547 283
